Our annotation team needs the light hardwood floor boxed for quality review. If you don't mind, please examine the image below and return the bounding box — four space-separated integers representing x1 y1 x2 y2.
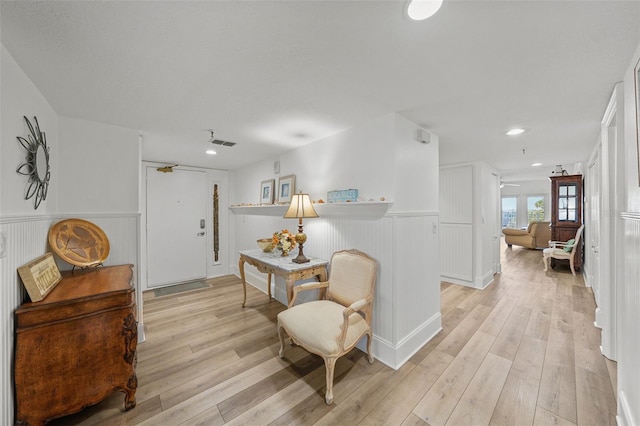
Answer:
50 241 616 425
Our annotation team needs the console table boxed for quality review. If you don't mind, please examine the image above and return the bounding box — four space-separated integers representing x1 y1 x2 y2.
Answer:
14 264 137 426
238 249 328 306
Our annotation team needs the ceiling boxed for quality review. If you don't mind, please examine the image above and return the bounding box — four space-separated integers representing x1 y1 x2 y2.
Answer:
2 1 640 181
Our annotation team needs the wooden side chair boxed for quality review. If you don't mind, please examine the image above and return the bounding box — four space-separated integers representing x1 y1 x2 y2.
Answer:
277 249 377 404
543 224 584 275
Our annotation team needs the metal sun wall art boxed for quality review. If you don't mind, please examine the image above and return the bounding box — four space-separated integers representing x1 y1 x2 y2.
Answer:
16 116 50 209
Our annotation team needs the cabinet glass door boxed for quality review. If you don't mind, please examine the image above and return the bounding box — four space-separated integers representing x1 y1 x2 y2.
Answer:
558 183 578 222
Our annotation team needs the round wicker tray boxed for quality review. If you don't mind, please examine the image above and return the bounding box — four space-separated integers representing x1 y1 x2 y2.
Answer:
48 218 110 267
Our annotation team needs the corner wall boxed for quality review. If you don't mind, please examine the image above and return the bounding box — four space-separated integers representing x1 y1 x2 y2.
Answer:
616 39 640 426
229 113 441 369
1 45 142 426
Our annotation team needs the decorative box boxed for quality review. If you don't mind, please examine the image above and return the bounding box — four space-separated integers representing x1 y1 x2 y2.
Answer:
327 189 359 203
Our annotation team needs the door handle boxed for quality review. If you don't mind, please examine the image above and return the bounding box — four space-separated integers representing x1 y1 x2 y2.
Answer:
197 232 205 236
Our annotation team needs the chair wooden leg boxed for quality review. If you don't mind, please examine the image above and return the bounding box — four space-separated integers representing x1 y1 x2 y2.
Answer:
570 259 576 276
366 332 374 364
543 255 549 271
277 323 286 358
324 357 337 405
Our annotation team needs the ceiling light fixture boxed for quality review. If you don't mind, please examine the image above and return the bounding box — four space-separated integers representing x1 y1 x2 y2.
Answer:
531 162 542 167
406 0 443 20
506 128 526 136
206 149 217 155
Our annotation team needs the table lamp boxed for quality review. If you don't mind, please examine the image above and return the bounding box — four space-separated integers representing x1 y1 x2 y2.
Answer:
284 192 319 263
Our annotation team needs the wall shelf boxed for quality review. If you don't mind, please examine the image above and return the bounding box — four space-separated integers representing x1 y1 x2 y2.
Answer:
229 202 392 218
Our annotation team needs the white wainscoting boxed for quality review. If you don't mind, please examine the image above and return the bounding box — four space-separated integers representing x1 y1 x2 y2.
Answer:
0 213 139 426
231 211 442 370
618 212 640 426
439 223 473 284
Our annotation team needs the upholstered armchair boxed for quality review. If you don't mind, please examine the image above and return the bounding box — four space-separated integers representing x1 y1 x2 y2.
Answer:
277 249 377 405
503 221 551 249
543 224 584 276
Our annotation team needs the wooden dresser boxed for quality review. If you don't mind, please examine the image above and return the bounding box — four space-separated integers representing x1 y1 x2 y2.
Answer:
14 264 137 426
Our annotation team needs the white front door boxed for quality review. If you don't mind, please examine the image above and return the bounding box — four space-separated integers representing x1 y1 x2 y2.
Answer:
146 167 207 288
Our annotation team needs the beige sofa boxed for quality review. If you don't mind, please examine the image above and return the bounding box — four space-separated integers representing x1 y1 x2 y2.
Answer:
503 221 551 249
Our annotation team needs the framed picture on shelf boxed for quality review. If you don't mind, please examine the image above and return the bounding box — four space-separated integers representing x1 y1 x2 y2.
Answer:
277 174 296 204
260 179 275 205
635 57 640 185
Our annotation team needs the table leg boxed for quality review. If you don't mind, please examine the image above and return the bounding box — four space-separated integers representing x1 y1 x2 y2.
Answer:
267 273 272 300
239 256 247 308
286 275 295 306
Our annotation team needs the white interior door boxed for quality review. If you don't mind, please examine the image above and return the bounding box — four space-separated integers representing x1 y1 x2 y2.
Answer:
146 167 207 288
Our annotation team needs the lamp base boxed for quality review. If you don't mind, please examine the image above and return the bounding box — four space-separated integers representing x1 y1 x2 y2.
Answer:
292 254 310 264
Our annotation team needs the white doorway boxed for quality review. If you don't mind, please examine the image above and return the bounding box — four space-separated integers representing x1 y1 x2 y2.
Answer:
586 147 601 302
146 166 207 288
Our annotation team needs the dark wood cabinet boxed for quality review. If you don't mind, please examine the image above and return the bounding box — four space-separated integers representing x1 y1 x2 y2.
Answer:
14 264 137 426
550 174 583 270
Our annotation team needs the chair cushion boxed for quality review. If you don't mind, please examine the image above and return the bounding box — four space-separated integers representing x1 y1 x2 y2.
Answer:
563 239 575 252
278 300 370 356
543 247 571 258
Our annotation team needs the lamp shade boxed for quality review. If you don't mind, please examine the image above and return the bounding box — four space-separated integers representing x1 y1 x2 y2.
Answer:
284 193 318 219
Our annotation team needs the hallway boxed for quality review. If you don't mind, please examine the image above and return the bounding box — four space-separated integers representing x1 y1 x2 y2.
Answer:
49 242 616 425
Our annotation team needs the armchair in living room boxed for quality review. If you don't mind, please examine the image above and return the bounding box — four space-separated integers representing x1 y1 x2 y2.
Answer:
502 221 551 249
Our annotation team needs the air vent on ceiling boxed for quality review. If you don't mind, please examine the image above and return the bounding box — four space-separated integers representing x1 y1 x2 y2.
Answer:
210 139 236 147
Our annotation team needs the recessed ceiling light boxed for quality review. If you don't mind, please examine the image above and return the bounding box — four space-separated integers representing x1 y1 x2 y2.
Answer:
406 0 443 20
206 149 217 155
531 162 543 167
506 128 526 136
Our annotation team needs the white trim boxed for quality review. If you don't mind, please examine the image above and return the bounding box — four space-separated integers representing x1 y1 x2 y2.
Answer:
617 390 635 426
440 275 474 288
621 211 640 220
371 312 442 370
0 212 139 224
476 270 495 289
386 211 439 218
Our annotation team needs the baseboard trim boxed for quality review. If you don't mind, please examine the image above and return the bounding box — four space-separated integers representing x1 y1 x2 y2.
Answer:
137 324 146 343
476 271 495 289
440 275 474 288
617 390 636 426
371 312 442 370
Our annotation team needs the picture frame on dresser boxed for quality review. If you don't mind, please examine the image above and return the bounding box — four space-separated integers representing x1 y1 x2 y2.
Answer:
277 174 296 204
635 56 640 185
260 179 275 205
17 252 62 302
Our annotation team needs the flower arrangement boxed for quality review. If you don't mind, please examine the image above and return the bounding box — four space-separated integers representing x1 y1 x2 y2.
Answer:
272 229 296 256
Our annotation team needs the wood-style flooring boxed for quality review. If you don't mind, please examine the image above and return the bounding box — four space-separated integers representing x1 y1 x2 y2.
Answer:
49 241 617 425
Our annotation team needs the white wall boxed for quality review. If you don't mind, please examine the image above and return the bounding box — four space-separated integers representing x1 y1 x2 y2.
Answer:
440 161 499 289
1 46 59 216
229 113 441 369
1 45 142 426
440 165 473 283
1 45 61 426
58 116 139 212
616 39 640 426
230 113 396 207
